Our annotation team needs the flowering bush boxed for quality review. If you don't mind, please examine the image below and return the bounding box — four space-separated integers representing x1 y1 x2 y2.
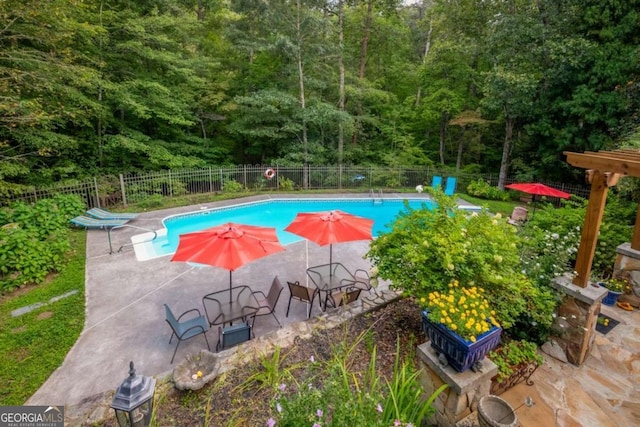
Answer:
367 190 555 331
422 279 499 342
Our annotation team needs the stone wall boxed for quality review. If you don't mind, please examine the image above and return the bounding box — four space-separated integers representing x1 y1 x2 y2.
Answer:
614 243 640 307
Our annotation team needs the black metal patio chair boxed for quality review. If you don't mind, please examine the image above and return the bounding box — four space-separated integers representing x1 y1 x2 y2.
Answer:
164 304 210 363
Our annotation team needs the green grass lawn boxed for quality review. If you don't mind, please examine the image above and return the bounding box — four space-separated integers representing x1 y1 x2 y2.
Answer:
0 230 86 405
457 194 520 216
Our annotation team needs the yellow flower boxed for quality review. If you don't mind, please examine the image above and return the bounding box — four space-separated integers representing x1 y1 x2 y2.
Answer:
425 279 497 341
420 297 426 304
470 336 477 343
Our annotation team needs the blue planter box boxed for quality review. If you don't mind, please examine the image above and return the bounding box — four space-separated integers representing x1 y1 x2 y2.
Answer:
602 290 622 306
421 310 502 372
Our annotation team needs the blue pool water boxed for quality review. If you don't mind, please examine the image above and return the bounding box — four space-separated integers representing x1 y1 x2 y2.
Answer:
151 198 436 257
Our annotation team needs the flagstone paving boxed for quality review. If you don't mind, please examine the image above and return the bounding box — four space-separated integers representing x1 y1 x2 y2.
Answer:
498 303 640 427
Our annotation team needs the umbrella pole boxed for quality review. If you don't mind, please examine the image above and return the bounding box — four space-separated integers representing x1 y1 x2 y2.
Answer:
229 271 233 304
329 244 333 276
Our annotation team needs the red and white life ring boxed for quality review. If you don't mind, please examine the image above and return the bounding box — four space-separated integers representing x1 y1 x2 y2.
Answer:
264 168 276 180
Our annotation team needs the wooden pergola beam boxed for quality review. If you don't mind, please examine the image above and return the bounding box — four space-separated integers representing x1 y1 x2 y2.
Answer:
564 151 640 176
572 171 610 287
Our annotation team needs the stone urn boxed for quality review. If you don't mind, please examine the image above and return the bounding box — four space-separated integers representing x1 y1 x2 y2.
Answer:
173 350 220 391
477 395 518 427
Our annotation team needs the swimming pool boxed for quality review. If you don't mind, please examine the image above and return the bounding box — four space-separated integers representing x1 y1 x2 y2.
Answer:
133 198 478 261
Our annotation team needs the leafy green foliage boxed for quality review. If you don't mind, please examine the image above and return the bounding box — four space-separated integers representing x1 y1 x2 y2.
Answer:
222 179 245 193
0 195 84 291
271 331 445 427
489 339 543 383
525 196 633 279
278 176 294 191
0 230 85 405
466 179 510 201
367 190 555 332
1 0 638 194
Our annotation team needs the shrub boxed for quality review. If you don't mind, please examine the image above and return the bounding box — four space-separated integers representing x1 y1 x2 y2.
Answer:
278 176 295 191
222 179 245 193
367 189 555 331
0 195 83 291
489 339 543 383
466 179 510 201
526 197 632 279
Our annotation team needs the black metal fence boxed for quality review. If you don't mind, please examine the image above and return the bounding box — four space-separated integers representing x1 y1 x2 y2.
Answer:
1 165 590 208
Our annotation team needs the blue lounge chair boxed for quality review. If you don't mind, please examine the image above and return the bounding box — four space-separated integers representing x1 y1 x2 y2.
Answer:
444 177 457 196
70 215 129 229
86 208 139 220
431 176 443 190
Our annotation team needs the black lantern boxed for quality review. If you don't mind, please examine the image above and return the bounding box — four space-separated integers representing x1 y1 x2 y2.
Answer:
111 361 156 427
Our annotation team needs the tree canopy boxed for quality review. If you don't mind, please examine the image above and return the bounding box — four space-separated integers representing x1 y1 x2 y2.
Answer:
1 0 638 193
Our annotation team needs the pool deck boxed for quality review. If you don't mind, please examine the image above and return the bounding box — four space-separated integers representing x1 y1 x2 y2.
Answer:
24 193 437 416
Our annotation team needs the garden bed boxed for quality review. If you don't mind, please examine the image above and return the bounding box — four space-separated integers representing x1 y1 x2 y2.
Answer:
96 297 424 426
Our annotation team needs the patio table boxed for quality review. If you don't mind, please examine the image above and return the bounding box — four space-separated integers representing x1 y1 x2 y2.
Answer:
306 263 359 311
202 285 259 327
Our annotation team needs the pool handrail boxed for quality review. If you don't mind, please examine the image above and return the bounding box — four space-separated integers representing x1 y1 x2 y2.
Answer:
108 224 158 254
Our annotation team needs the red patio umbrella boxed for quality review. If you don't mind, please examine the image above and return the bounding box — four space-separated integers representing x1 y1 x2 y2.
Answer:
505 183 571 218
171 223 285 301
505 183 571 199
284 210 374 268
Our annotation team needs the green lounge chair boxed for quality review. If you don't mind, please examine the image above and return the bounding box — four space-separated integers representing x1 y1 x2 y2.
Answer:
86 207 139 220
70 215 129 229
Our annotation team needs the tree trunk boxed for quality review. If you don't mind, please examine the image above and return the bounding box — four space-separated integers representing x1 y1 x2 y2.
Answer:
415 17 433 107
296 0 308 189
456 126 467 172
338 0 345 166
439 111 449 165
358 0 373 80
498 117 514 190
351 0 373 147
196 0 205 21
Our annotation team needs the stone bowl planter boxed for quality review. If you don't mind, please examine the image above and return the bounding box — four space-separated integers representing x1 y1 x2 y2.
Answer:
173 350 220 391
477 395 518 427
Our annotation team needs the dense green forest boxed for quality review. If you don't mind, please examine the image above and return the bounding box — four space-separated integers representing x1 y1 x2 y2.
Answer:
1 0 638 195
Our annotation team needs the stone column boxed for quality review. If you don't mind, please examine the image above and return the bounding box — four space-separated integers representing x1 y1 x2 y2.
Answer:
416 343 497 427
549 275 607 366
614 243 640 307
